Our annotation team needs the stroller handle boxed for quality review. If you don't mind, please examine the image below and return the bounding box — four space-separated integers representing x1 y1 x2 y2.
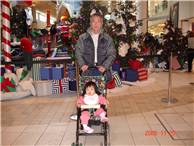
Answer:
81 65 106 76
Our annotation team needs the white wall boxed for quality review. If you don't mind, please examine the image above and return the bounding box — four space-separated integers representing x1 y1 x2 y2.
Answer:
179 1 194 21
181 21 190 35
178 1 194 32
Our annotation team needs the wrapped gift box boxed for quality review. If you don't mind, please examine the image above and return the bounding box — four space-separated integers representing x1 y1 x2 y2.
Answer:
112 71 122 87
172 56 181 70
69 79 77 91
51 67 64 80
106 78 116 89
67 64 76 79
32 58 41 80
62 78 70 92
128 59 143 70
112 62 120 73
126 69 138 82
40 67 52 80
120 69 126 81
137 68 148 81
52 78 69 94
33 80 52 96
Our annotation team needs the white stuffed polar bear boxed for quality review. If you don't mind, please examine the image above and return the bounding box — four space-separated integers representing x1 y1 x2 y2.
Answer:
1 68 36 101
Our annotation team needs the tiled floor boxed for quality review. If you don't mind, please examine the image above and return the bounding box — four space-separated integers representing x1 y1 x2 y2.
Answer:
1 71 194 146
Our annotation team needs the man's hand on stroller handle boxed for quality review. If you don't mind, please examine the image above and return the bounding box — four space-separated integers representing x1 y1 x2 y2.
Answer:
81 64 106 74
81 65 89 72
97 66 106 73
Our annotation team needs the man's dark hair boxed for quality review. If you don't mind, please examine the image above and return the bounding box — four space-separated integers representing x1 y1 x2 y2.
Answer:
90 8 103 18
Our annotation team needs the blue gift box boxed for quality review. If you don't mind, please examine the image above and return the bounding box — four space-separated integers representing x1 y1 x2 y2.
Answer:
126 69 138 82
67 64 76 79
112 63 120 72
121 70 126 81
51 67 64 80
40 67 52 80
69 80 77 91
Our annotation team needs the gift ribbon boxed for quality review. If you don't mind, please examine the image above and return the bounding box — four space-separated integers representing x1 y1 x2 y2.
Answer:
59 80 63 93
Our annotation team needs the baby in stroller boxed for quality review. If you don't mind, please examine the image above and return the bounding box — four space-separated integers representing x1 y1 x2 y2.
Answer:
77 81 108 134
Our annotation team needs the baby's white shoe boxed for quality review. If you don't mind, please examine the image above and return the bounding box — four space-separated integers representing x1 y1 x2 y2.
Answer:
83 125 94 134
100 112 109 122
101 116 109 122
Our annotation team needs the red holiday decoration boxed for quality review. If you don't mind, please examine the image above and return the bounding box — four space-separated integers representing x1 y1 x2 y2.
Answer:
20 37 32 53
47 10 50 27
1 77 15 92
2 0 12 73
137 68 148 81
106 78 116 89
128 59 143 70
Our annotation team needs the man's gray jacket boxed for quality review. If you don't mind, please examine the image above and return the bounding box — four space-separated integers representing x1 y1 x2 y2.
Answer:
75 29 116 81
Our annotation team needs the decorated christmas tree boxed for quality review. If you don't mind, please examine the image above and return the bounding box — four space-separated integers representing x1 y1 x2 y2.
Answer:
55 17 80 61
136 32 161 66
104 1 139 68
11 6 28 39
161 20 187 69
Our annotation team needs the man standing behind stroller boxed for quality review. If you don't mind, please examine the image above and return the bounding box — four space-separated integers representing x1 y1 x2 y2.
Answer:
75 8 116 82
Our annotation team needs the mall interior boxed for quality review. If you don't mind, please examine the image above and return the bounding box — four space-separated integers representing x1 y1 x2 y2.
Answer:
1 0 194 146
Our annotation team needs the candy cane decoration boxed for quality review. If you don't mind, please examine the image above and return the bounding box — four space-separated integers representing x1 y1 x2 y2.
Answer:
47 10 51 56
1 0 12 73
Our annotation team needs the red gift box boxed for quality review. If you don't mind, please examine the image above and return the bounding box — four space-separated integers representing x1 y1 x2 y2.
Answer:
137 68 148 81
106 78 116 89
128 59 143 70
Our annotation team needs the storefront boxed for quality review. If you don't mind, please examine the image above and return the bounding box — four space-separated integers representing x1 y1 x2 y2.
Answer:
148 0 169 36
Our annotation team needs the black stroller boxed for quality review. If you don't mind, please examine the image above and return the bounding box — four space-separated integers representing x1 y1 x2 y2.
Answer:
72 72 110 146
